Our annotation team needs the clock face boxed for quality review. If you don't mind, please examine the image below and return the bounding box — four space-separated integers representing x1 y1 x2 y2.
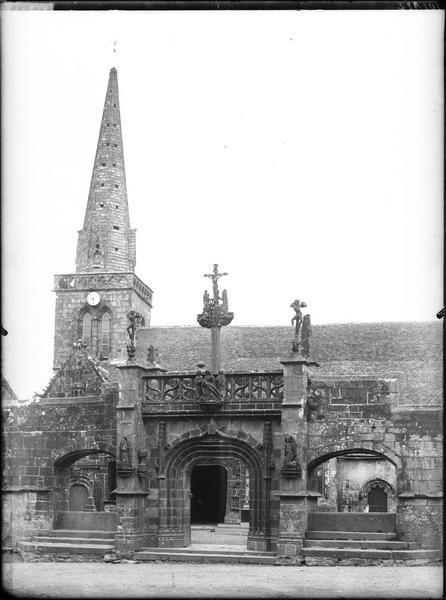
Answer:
87 292 101 306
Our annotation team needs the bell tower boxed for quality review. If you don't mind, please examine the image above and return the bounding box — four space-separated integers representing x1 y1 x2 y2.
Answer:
53 67 153 369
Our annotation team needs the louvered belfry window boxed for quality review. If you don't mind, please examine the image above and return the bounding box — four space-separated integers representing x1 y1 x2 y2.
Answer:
82 312 92 349
100 312 111 358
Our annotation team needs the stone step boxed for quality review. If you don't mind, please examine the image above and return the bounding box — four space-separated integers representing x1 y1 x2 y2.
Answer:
305 530 397 541
303 539 421 550
33 536 115 546
203 530 248 537
191 528 249 545
138 545 274 556
19 541 113 555
49 529 115 540
135 549 276 564
303 547 442 561
216 523 249 529
191 534 248 545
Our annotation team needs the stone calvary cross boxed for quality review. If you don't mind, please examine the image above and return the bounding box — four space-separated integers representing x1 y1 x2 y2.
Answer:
197 264 234 372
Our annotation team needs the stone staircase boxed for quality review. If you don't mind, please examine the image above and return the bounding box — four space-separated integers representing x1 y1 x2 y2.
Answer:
303 512 442 565
18 512 116 557
135 523 276 564
135 545 276 564
191 523 249 545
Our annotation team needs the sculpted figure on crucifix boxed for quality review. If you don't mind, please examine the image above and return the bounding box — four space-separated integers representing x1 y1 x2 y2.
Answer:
203 290 211 311
204 264 228 304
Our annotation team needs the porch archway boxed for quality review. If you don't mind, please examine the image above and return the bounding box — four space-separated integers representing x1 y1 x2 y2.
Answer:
160 432 270 550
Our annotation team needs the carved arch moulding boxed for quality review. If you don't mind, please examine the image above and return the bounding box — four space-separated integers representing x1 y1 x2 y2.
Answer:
307 441 403 472
53 442 116 470
360 477 395 498
158 428 269 540
156 421 265 478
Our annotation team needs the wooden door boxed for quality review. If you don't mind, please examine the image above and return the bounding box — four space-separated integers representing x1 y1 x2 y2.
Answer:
367 485 387 512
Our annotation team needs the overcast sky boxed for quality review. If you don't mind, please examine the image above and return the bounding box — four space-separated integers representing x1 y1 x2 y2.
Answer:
1 8 444 399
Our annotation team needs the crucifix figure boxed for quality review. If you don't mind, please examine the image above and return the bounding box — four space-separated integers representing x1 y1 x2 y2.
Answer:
204 264 228 304
197 264 234 372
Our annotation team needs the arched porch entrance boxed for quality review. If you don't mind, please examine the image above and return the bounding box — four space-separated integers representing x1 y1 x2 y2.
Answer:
53 447 117 520
307 447 398 513
159 433 271 551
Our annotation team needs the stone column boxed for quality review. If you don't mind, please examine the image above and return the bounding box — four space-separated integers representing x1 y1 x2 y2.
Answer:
114 362 151 553
211 326 221 373
276 352 319 564
396 453 443 551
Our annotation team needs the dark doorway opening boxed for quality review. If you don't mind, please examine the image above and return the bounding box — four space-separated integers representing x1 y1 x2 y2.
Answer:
368 485 388 512
69 484 88 511
191 465 227 524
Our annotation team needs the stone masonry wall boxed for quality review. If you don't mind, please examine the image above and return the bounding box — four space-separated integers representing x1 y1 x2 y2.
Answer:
306 378 443 549
2 386 118 547
53 284 151 369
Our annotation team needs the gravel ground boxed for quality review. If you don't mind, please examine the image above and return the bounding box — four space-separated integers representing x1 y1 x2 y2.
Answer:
2 562 443 598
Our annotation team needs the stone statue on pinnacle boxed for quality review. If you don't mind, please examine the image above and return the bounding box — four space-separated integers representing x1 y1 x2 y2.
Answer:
290 299 311 356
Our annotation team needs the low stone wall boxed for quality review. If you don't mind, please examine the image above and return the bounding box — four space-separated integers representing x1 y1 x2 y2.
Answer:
396 496 443 549
2 489 52 547
308 512 396 533
54 511 117 531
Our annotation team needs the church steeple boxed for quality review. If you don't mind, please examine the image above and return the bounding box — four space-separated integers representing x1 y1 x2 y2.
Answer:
76 67 136 273
53 66 152 370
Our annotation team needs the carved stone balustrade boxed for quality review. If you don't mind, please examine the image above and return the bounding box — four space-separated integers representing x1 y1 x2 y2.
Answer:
143 371 283 404
54 272 153 305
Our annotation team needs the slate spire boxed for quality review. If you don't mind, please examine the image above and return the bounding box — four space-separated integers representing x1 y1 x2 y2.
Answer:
76 67 136 273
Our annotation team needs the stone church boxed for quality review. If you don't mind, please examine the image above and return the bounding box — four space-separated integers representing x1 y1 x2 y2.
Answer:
2 67 443 565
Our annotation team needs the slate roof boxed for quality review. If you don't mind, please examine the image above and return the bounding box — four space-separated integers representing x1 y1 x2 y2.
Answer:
136 321 443 405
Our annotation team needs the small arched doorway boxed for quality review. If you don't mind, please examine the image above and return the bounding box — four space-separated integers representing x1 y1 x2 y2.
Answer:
69 484 89 511
191 465 227 524
361 478 394 512
367 485 387 512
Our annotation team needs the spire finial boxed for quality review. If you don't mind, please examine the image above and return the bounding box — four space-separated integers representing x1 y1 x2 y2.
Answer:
112 40 117 67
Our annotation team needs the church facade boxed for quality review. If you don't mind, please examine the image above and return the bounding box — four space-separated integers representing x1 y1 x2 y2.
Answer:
2 68 442 564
